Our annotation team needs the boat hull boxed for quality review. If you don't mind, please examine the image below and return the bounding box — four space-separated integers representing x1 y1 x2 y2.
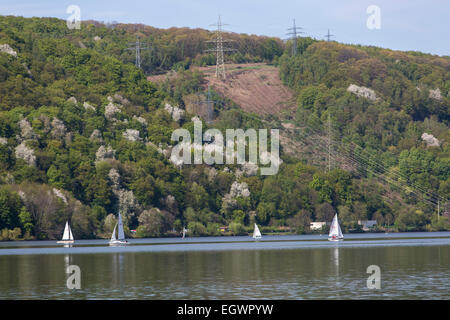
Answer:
109 240 129 246
328 238 343 242
57 240 74 244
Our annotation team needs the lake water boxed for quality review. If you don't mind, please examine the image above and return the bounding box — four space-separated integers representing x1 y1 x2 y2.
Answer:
0 232 449 299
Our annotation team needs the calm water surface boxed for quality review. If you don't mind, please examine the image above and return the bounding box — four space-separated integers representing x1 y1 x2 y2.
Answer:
0 232 449 299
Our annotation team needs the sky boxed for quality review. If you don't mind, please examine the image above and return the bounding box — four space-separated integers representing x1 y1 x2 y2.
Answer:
0 0 449 56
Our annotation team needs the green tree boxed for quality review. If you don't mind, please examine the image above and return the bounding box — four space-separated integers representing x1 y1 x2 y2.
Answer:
288 209 312 234
187 221 207 236
0 189 22 230
228 222 246 235
18 206 33 235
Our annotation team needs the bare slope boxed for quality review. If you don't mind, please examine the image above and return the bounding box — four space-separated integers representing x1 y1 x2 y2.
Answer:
147 63 307 161
196 63 295 115
148 63 295 115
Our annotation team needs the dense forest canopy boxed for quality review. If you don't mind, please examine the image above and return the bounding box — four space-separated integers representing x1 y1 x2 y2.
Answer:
0 15 448 240
0 16 283 75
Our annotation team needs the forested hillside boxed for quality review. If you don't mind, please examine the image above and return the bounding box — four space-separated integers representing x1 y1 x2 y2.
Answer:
275 38 449 232
14 17 283 75
0 16 448 241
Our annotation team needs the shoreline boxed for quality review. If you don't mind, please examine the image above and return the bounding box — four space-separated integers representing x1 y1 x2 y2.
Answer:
1 229 449 242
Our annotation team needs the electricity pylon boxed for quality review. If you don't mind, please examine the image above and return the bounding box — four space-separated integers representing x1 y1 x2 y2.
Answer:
327 113 333 172
126 35 151 69
286 19 304 56
193 85 219 124
204 15 236 79
324 29 335 42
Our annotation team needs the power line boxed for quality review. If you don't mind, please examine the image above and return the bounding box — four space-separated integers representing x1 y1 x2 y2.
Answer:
296 120 445 203
330 139 445 203
286 19 304 56
283 118 439 199
125 35 152 69
229 110 447 209
299 122 446 206
294 124 443 208
204 15 236 79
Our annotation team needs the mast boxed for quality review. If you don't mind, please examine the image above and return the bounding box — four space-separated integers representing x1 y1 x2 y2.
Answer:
337 215 343 238
68 223 74 241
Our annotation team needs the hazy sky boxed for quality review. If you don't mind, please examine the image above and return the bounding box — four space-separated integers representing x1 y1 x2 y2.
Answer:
0 0 449 56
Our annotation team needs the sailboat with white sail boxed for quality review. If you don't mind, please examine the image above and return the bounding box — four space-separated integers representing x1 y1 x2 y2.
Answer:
109 212 128 245
57 221 74 244
253 223 262 240
182 227 188 239
328 213 344 242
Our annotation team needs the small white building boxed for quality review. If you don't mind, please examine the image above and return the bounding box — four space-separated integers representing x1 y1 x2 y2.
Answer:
310 222 327 230
358 220 377 231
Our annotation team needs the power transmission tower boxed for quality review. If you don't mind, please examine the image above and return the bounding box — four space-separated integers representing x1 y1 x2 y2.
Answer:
324 28 335 42
286 19 304 56
204 15 236 79
205 85 214 123
192 85 219 124
327 113 333 172
437 200 440 221
126 35 152 69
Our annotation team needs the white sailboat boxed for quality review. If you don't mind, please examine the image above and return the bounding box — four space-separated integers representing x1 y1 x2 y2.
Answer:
109 212 128 245
182 227 188 239
328 213 344 242
57 221 74 244
253 223 262 240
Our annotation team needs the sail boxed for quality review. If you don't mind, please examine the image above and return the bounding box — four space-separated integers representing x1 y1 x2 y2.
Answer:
253 223 262 238
329 214 338 237
111 224 117 241
329 214 344 238
62 221 70 240
68 223 74 241
117 213 125 240
337 217 344 238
